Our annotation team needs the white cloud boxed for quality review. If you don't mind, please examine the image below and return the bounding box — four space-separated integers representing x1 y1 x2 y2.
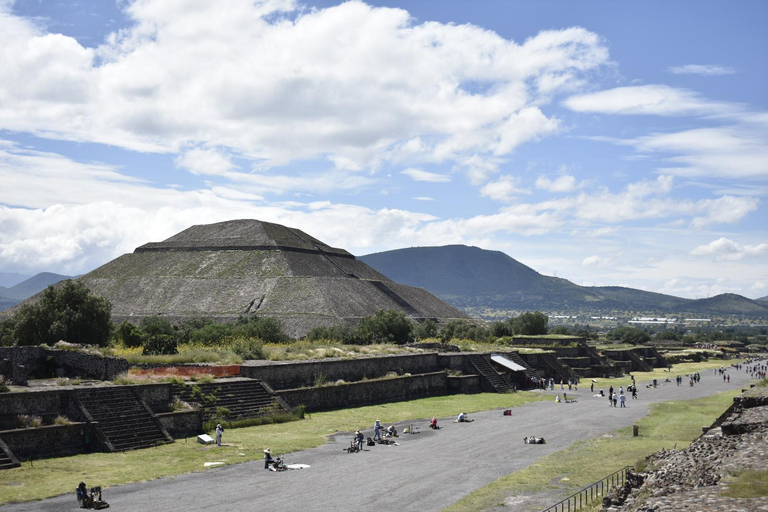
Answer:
582 255 610 267
627 127 768 180
563 85 735 116
480 175 530 202
401 168 450 182
690 237 768 261
175 147 235 176
668 64 736 76
536 174 577 192
0 1 610 180
412 196 434 201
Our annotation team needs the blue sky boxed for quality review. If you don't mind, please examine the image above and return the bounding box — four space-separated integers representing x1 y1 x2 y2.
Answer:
0 0 766 299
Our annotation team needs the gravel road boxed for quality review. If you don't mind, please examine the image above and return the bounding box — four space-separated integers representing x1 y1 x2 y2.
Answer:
1 365 758 512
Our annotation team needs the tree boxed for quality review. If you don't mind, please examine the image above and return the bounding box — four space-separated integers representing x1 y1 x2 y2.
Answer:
115 321 143 348
490 321 514 338
0 319 15 347
439 319 489 342
413 319 438 340
306 324 356 343
139 316 175 338
355 310 414 345
511 311 548 336
231 317 290 344
13 280 112 346
606 326 651 345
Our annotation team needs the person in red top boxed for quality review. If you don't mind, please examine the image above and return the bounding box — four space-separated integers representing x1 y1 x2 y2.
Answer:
429 417 438 429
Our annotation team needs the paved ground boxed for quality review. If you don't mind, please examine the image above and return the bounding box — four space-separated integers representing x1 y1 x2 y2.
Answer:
1 366 759 512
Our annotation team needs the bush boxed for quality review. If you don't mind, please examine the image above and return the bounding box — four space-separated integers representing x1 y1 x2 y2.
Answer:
607 326 651 345
13 280 112 346
190 323 232 345
0 319 15 346
355 310 413 345
232 317 290 344
413 319 438 340
139 316 175 338
305 324 357 344
142 334 178 355
54 415 72 426
228 337 264 360
439 319 489 342
511 312 549 336
0 375 9 393
115 321 143 348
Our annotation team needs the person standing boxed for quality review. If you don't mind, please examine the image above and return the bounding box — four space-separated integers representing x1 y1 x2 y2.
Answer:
590 382 594 393
215 423 223 447
356 430 364 451
612 392 618 408
373 419 382 441
620 393 626 408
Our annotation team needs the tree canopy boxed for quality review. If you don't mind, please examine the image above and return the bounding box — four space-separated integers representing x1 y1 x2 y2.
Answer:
13 280 112 346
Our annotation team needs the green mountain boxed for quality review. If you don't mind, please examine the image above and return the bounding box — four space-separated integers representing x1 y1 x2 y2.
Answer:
359 245 768 317
757 295 768 305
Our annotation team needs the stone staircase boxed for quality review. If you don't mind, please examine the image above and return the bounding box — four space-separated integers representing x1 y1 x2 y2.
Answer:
624 350 654 372
466 355 515 393
0 438 20 470
504 351 541 381
173 379 285 420
76 387 173 452
540 352 580 384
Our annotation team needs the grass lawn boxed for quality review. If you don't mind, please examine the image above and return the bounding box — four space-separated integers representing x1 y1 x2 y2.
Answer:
0 392 544 504
442 389 742 512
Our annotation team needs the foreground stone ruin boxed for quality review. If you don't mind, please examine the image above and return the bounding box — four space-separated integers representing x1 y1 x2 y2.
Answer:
602 387 768 512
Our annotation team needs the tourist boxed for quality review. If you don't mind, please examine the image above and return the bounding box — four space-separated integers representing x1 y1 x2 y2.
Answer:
355 430 364 450
429 417 438 429
386 424 397 436
76 482 89 509
264 448 274 469
620 393 626 408
612 392 618 408
215 423 223 447
373 419 382 441
590 382 594 393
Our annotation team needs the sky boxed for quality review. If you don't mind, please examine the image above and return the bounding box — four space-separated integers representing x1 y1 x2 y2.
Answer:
0 0 766 299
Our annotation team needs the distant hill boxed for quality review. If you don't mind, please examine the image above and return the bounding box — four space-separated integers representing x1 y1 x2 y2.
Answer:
0 272 31 288
757 295 768 306
0 272 74 312
359 245 768 317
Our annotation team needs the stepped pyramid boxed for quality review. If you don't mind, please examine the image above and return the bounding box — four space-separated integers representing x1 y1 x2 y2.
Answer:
78 219 469 337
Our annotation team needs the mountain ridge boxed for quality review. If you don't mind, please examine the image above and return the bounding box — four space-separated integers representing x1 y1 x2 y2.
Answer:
359 245 768 317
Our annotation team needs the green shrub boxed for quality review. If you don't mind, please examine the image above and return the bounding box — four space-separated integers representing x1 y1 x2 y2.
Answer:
115 321 143 348
190 323 232 345
355 310 413 345
0 375 9 393
142 334 178 355
228 337 264 359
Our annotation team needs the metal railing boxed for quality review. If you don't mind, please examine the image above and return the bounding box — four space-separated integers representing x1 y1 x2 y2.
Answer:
541 466 633 512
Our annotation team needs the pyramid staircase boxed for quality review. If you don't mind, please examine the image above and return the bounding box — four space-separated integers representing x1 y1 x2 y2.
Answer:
504 351 541 382
173 379 286 420
76 387 173 452
540 353 580 384
624 350 654 372
0 438 20 470
369 281 422 318
466 354 515 393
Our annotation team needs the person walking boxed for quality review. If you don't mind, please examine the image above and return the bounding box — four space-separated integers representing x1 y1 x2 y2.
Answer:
612 392 618 408
620 393 626 408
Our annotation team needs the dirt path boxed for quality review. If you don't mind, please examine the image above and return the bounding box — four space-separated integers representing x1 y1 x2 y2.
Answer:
1 365 759 512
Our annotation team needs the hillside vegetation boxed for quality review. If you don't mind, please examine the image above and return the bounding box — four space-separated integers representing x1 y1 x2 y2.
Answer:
360 245 768 318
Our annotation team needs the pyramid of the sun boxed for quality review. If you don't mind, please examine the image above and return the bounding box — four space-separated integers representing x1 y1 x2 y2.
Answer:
78 219 470 337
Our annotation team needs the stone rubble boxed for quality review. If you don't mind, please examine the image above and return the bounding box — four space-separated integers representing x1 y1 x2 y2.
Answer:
601 401 768 512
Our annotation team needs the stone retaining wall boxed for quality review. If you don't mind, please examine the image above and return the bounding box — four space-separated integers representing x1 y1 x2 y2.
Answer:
275 371 448 411
0 422 95 459
0 389 83 430
241 353 441 390
0 346 128 382
156 410 203 438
